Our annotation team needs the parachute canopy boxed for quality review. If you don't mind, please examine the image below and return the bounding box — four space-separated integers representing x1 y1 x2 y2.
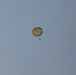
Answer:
32 27 43 37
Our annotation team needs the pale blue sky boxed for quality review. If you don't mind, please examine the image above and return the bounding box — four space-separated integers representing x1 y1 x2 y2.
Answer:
0 0 76 75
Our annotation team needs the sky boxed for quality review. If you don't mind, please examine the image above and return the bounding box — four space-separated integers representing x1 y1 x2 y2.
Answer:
0 0 76 75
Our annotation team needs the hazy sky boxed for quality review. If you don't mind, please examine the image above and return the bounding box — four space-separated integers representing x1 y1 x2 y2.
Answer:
0 0 76 75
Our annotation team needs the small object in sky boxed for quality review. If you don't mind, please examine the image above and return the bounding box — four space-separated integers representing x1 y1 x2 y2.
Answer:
39 38 41 40
32 27 43 40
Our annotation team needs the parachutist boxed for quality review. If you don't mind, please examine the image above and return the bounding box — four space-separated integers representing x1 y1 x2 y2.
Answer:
39 38 41 40
32 27 43 40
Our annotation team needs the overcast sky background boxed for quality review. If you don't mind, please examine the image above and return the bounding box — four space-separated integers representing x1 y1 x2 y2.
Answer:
0 0 76 75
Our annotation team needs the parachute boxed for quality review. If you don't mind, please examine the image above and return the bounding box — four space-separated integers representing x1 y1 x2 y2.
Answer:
32 27 43 40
